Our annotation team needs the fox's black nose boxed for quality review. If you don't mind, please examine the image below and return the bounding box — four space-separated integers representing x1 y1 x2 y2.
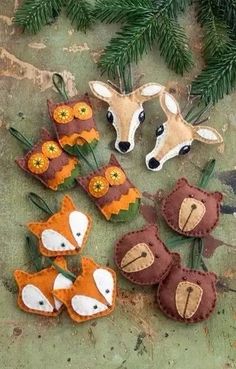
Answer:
118 141 131 153
148 157 160 169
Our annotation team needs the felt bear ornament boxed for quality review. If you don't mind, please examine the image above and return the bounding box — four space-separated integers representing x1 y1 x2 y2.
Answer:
14 257 73 317
157 254 217 323
146 91 223 171
162 178 223 238
78 154 141 222
53 257 116 323
28 195 92 257
114 224 174 285
15 129 80 191
89 81 164 154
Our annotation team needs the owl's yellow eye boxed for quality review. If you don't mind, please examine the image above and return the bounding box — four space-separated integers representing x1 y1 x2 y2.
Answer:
42 141 62 159
105 166 126 186
53 105 74 124
73 102 93 120
88 176 109 198
28 153 49 174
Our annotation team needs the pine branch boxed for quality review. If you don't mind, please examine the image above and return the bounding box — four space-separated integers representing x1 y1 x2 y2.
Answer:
191 45 236 104
14 0 64 33
66 0 94 32
216 0 236 32
197 0 232 60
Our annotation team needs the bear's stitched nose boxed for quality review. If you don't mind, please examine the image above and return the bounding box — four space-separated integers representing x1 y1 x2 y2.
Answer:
118 141 131 152
148 157 160 169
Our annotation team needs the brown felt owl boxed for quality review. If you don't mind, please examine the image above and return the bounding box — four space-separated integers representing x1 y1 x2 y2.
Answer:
114 224 174 285
157 254 217 323
162 178 223 237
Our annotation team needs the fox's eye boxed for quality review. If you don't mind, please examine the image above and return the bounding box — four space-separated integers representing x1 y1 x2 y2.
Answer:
179 145 191 155
138 111 145 123
156 124 164 137
106 110 114 124
71 295 108 316
69 211 90 248
41 229 75 252
22 284 54 312
93 269 114 305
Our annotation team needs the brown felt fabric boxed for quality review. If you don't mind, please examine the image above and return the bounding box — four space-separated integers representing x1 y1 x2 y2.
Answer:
114 224 174 285
16 129 79 190
156 256 217 323
162 178 223 237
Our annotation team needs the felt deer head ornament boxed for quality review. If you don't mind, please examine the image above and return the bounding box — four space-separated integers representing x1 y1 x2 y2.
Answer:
53 257 116 323
89 81 164 154
146 91 223 171
28 196 92 257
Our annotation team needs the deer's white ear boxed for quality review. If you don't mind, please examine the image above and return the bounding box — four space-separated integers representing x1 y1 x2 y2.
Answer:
160 92 180 116
193 126 223 144
135 83 164 102
89 81 114 103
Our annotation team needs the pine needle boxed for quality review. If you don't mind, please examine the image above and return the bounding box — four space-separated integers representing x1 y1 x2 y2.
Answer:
66 0 94 32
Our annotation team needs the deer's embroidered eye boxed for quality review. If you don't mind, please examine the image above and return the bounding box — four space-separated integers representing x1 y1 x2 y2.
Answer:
138 111 145 123
156 124 164 137
106 110 114 124
179 145 191 155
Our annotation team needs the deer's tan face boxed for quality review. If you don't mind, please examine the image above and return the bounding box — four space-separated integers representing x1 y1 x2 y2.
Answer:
146 92 223 171
89 81 164 154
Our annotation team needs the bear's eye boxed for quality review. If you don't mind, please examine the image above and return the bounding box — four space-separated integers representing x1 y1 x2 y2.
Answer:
197 280 201 285
201 199 206 204
188 194 194 198
182 276 187 281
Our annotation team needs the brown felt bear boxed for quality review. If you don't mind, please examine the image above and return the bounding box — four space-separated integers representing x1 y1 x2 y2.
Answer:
162 178 223 238
157 254 217 323
114 224 174 285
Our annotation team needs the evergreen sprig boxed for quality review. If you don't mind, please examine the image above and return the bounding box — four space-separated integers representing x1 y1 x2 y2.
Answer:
191 45 236 104
216 0 236 32
97 0 193 76
14 0 93 33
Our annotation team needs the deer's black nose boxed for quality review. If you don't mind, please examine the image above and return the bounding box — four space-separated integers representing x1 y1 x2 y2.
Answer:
148 157 160 169
118 141 131 153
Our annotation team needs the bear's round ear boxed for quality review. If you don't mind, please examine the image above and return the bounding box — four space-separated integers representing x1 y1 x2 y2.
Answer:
171 252 181 265
176 178 189 188
209 272 217 282
213 191 223 202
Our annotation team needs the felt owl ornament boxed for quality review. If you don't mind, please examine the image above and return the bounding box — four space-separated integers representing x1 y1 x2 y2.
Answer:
89 81 164 154
115 225 174 285
15 129 80 191
162 178 223 238
53 257 116 323
14 257 73 317
157 254 217 323
28 195 92 257
78 154 141 222
146 91 223 171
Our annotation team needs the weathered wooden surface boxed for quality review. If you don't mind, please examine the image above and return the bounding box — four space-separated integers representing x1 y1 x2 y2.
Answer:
0 2 235 369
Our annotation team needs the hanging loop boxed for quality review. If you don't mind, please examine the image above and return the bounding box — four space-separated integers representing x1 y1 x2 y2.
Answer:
52 73 69 102
9 127 33 150
28 192 54 215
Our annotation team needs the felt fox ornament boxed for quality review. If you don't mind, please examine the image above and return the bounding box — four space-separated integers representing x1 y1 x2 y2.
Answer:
53 257 116 323
13 128 80 191
157 254 217 323
28 195 92 257
48 74 99 156
146 91 223 171
14 257 73 317
78 154 141 222
89 81 164 154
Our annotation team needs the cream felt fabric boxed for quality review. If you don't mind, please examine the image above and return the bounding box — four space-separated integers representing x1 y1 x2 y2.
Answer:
93 269 114 305
71 295 108 316
175 281 203 319
69 210 90 247
53 273 73 311
41 229 76 251
22 284 54 312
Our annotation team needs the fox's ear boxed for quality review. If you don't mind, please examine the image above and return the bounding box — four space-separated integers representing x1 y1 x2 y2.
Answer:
28 222 46 236
53 288 71 304
53 256 67 270
176 177 189 188
212 191 223 202
61 195 76 213
81 257 98 272
14 270 30 285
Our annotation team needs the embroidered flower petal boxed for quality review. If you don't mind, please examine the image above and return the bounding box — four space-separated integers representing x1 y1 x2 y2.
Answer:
42 141 62 159
28 153 49 174
53 105 74 124
88 176 109 198
105 166 126 186
73 102 93 120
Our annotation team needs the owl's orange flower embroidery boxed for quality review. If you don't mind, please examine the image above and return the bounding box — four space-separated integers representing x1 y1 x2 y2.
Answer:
73 102 93 120
88 176 109 198
105 166 126 186
28 153 49 174
42 141 62 159
53 105 74 124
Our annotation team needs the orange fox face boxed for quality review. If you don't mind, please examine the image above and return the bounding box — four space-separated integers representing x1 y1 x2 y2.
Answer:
28 196 92 257
14 257 73 316
53 257 116 323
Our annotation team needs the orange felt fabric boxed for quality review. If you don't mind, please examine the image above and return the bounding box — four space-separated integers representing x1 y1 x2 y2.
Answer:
47 157 78 190
59 128 99 147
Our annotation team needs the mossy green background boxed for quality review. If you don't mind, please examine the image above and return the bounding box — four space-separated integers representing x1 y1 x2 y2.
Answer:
0 2 235 369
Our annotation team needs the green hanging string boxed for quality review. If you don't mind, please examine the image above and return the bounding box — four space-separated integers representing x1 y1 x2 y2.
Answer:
28 192 54 215
74 145 96 172
26 236 43 272
9 127 33 150
46 258 76 282
189 238 204 269
78 136 99 170
198 159 216 188
52 73 69 102
165 235 195 248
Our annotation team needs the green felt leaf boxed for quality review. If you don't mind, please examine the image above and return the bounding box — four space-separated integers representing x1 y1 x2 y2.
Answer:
46 259 76 282
57 163 81 191
63 139 99 157
110 199 140 223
